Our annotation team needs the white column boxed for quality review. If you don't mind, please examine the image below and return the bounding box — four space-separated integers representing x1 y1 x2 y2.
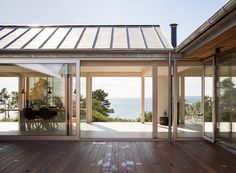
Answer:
152 64 158 138
173 59 178 139
86 75 92 123
141 76 145 123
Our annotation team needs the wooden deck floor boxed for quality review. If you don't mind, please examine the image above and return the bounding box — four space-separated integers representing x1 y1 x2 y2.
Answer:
0 141 235 173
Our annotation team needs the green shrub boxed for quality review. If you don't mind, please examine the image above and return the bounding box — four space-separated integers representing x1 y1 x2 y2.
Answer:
0 117 18 122
92 110 112 122
145 112 152 122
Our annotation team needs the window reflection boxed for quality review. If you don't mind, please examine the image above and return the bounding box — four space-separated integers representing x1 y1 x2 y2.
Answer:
0 63 76 136
217 54 236 149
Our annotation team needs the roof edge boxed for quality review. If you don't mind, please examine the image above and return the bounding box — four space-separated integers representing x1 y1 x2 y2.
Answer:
176 0 236 52
0 24 160 28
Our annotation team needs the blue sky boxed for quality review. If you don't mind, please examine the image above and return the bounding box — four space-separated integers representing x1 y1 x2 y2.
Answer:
0 1 227 98
0 0 229 43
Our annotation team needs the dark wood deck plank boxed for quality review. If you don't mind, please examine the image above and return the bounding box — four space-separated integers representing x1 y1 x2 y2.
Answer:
130 141 145 173
124 142 135 173
177 141 236 173
135 141 156 173
90 141 108 173
142 142 173 173
82 142 102 173
101 141 113 172
110 141 119 172
0 142 49 173
11 142 66 173
0 141 235 173
60 141 91 173
70 141 96 173
118 142 127 173
28 142 67 173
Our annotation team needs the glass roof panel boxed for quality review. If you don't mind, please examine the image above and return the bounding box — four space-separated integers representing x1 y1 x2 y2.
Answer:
0 28 15 39
141 27 163 49
24 27 57 49
112 27 128 49
128 27 145 48
77 27 98 49
95 27 112 49
155 27 172 49
42 27 70 49
0 28 28 48
7 28 42 49
59 27 84 49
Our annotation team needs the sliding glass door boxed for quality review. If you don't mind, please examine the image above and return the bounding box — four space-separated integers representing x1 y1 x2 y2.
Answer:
203 59 215 142
216 51 236 149
0 63 77 136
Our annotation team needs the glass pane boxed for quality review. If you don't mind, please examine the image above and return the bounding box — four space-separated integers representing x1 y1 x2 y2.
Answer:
24 27 57 49
59 27 84 49
112 27 128 49
204 60 213 138
141 27 163 49
176 66 203 138
154 27 172 49
216 52 236 149
128 27 145 48
0 63 76 136
80 77 86 122
77 27 98 49
95 27 112 49
42 27 70 49
7 28 42 49
0 28 28 48
0 28 15 39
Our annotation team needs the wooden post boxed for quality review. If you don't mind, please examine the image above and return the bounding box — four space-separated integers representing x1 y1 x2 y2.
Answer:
86 75 92 123
18 76 25 130
212 54 217 142
141 76 145 123
173 59 178 139
76 60 81 139
68 75 73 135
180 76 185 124
25 77 29 101
65 65 70 135
152 64 158 138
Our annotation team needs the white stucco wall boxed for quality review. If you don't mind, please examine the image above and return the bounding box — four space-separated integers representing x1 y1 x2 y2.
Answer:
158 76 168 121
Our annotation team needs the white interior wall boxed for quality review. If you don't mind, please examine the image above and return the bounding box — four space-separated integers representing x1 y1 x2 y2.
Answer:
158 76 168 121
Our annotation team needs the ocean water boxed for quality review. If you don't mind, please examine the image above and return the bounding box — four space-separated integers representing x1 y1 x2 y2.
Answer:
109 98 152 119
0 96 201 120
185 96 201 104
109 96 201 119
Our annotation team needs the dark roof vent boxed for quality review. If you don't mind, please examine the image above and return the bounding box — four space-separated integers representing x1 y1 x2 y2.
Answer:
170 23 178 48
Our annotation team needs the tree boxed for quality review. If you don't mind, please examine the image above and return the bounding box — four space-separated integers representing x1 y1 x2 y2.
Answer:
29 78 51 108
0 88 10 119
0 88 18 119
92 89 112 116
218 78 236 121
